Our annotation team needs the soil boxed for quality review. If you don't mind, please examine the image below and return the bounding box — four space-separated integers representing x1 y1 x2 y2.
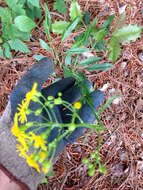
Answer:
0 0 143 189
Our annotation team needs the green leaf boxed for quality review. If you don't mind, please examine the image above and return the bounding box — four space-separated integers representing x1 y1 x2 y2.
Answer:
3 43 12 59
14 16 36 32
83 11 91 25
6 0 26 16
86 63 113 71
93 40 106 50
54 0 67 15
27 0 40 8
84 17 98 40
63 68 73 77
72 17 98 48
43 3 51 36
95 28 107 42
39 39 51 51
52 21 70 34
2 24 30 41
65 54 71 66
8 39 30 53
113 24 142 44
2 24 19 40
97 95 120 115
33 55 46 60
68 48 89 54
107 37 121 62
61 17 80 42
17 32 31 41
0 7 12 23
0 47 4 57
102 14 115 28
69 0 82 21
78 56 102 66
26 6 42 20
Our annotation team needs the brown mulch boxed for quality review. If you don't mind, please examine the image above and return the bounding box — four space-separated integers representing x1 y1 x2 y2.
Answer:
0 0 143 189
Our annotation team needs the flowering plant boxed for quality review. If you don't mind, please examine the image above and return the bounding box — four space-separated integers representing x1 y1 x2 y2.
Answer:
11 82 107 176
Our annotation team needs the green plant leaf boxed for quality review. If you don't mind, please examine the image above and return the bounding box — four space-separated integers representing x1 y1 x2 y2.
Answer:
107 37 121 62
0 47 4 57
68 48 89 54
8 39 30 53
72 17 98 48
63 67 73 77
33 55 46 60
39 39 51 51
86 63 113 71
2 24 19 40
0 7 12 23
3 43 12 59
95 28 107 42
78 56 102 66
2 24 30 41
54 0 67 15
84 17 98 41
6 0 26 16
83 11 91 25
113 24 142 44
52 21 70 34
61 17 80 42
27 0 40 8
69 0 82 21
65 54 71 66
14 15 36 32
43 3 51 36
102 14 115 28
93 40 106 50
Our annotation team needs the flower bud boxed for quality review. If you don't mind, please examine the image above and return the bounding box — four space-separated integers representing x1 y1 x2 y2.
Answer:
32 96 39 102
25 122 34 127
88 163 94 169
35 91 41 97
47 96 54 101
68 124 76 131
82 158 89 164
34 108 42 116
88 168 95 176
58 92 62 97
25 109 32 115
54 97 62 105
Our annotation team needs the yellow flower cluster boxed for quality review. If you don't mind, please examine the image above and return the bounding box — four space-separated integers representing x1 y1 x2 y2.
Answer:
17 83 38 123
11 83 50 173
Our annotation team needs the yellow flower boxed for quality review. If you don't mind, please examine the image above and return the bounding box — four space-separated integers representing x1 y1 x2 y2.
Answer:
16 144 27 158
74 101 82 109
26 154 40 173
17 134 29 151
39 152 46 159
11 113 20 136
30 132 47 151
17 83 38 124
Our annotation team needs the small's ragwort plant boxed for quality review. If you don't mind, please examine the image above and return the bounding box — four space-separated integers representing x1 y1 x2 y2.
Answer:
11 82 108 176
